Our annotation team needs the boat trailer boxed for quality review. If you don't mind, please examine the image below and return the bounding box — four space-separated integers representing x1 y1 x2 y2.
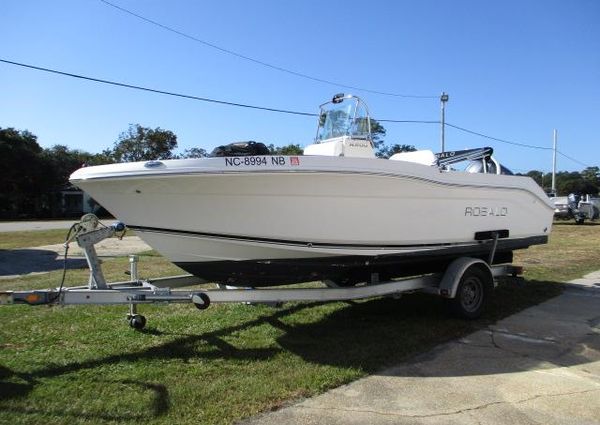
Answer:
0 216 522 329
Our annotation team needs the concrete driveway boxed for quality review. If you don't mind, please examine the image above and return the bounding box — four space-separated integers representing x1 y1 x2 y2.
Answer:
244 273 600 425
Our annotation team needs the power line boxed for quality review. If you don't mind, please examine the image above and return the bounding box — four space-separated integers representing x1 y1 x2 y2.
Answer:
446 123 591 167
445 122 552 151
0 58 441 124
556 150 592 168
378 119 440 124
0 58 318 117
1 57 593 168
444 122 593 167
0 58 439 122
98 0 438 99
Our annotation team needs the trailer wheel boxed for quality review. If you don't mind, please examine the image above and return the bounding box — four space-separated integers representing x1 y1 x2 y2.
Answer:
193 292 211 310
128 314 146 330
446 265 492 319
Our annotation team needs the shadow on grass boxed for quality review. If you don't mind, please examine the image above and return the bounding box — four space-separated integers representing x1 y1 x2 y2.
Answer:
274 278 575 375
0 377 168 421
0 277 578 421
0 248 87 276
0 303 313 419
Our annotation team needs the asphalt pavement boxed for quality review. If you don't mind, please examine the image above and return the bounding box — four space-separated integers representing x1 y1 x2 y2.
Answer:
243 272 600 425
0 220 81 232
0 220 152 278
0 236 151 278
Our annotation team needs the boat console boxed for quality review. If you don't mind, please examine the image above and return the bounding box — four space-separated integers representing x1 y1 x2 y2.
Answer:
304 94 512 175
304 93 376 158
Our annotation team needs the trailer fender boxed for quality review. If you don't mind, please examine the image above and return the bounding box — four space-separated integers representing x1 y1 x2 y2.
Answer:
439 257 493 299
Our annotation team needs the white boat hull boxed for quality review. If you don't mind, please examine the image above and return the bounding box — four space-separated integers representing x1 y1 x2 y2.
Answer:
70 156 553 286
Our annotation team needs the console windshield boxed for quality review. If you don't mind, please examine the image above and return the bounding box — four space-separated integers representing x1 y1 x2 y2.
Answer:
315 96 371 142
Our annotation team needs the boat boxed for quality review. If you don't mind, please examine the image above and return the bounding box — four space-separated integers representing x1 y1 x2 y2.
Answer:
69 94 554 287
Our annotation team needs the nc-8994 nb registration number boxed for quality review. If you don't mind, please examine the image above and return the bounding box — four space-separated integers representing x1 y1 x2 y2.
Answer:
224 156 299 167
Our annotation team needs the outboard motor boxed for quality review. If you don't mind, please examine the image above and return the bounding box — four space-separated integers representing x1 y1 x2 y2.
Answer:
437 147 514 175
567 193 586 224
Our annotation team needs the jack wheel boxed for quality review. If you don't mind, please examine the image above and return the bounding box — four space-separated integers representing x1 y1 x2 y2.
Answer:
193 292 211 310
128 314 146 329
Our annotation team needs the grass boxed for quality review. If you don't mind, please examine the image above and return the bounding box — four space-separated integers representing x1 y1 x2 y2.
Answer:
0 229 72 250
514 221 600 281
0 222 598 424
0 227 136 250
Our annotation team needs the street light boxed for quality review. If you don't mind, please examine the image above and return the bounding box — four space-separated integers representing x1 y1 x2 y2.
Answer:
440 92 449 152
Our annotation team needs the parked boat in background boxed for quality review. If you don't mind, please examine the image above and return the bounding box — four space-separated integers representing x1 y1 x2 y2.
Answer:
551 194 600 224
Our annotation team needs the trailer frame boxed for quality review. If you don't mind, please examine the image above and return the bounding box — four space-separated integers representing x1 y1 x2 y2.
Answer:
0 217 522 329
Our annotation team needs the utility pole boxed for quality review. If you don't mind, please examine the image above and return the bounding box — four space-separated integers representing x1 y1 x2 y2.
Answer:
552 129 557 194
440 92 449 152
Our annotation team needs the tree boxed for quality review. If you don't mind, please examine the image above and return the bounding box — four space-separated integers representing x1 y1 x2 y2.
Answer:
520 168 599 196
268 143 303 155
365 120 417 158
179 147 209 158
0 127 117 218
111 124 178 162
525 170 543 187
0 128 51 217
42 145 98 185
91 148 117 165
581 166 600 185
376 144 417 159
554 171 598 196
370 119 387 153
38 145 109 217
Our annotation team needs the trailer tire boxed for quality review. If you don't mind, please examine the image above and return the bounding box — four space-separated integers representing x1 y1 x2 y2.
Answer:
446 264 492 319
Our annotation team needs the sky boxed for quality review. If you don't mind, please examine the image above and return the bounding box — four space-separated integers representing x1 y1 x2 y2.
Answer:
1 0 598 173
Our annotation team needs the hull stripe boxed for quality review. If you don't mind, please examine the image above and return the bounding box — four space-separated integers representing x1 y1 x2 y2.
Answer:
71 168 554 207
129 225 548 251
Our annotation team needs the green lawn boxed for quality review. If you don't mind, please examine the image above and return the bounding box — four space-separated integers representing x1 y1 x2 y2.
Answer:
0 227 136 250
0 229 71 250
0 222 598 424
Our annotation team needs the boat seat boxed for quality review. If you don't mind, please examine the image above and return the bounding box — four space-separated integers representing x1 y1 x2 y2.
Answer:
389 150 436 166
